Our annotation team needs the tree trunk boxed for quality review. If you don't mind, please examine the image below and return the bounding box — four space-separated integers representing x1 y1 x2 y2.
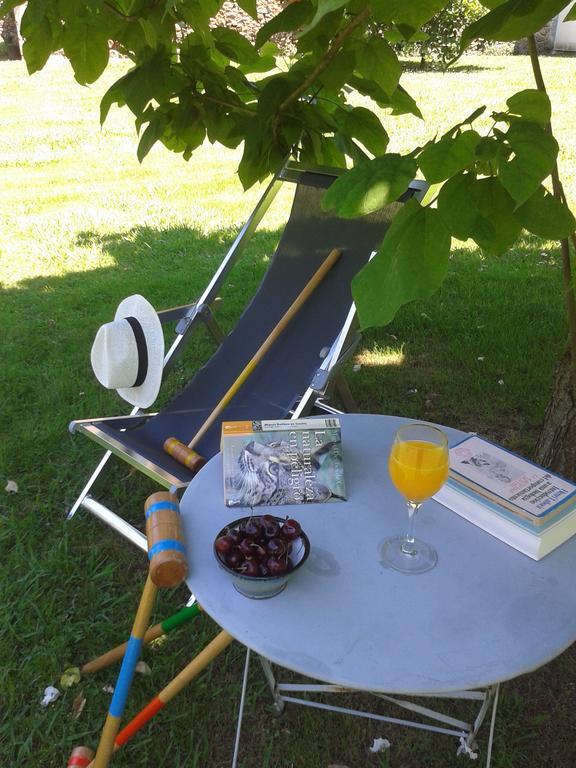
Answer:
534 349 576 481
1 8 24 60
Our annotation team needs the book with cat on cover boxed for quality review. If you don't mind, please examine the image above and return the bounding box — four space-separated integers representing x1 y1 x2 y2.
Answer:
433 434 576 560
221 418 346 507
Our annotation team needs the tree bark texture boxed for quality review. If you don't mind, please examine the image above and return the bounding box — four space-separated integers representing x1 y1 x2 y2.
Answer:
534 349 576 481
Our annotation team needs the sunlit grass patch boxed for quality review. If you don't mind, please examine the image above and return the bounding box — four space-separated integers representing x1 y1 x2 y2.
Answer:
355 343 406 368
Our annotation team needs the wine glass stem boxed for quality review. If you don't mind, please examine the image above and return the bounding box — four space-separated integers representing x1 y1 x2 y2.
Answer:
402 501 422 556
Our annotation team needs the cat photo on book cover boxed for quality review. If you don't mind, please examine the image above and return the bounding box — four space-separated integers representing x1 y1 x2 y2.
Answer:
228 437 344 507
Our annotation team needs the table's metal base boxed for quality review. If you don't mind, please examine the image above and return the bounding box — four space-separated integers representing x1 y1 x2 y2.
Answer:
232 649 500 768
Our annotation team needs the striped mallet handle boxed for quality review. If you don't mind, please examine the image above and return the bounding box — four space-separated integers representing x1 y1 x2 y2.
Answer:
81 603 202 676
163 247 342 465
92 574 158 768
86 630 234 765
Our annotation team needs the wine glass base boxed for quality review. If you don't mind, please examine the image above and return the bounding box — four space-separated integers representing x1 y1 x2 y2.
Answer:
380 536 438 574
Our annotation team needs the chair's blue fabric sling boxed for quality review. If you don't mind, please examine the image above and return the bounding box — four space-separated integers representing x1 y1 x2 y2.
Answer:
91 170 413 484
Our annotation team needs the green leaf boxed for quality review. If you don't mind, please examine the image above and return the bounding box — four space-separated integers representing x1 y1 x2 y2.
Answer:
438 174 522 254
0 0 25 15
461 0 569 48
61 21 110 85
437 172 478 241
352 199 451 330
418 131 480 184
342 107 389 156
299 0 348 37
388 85 423 119
22 16 53 74
318 49 356 91
506 89 551 126
499 121 558 206
516 187 576 239
372 0 446 28
213 27 260 63
356 38 401 96
321 154 417 218
566 4 576 21
137 113 167 162
138 18 157 49
236 0 257 20
255 1 312 47
100 56 187 124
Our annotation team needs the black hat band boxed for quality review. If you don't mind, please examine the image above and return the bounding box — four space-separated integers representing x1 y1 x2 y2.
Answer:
125 316 148 388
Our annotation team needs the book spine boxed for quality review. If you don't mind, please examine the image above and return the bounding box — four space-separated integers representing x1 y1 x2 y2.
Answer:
446 479 574 532
435 485 541 560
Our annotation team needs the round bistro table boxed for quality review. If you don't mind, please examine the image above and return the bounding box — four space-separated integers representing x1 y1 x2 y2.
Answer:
180 414 576 764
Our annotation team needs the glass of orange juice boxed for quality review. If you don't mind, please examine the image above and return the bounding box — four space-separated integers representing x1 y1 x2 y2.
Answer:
381 423 449 574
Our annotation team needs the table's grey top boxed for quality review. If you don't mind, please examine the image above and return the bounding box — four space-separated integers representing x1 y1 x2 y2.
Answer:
181 414 576 695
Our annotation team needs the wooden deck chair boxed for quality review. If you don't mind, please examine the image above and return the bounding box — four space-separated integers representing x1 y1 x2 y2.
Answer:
68 162 427 549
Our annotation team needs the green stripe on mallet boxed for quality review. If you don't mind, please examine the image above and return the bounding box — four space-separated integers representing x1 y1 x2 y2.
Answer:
80 603 202 676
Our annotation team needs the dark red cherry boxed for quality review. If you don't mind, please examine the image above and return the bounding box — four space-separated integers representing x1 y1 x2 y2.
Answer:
239 539 265 560
242 518 263 539
266 538 287 557
266 556 289 575
228 530 242 545
263 520 281 538
215 535 234 555
226 549 244 568
282 519 301 540
240 560 259 577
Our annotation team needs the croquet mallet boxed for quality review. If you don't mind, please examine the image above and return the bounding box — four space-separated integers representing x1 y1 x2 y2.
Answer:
80 603 202 677
163 246 343 470
90 491 188 768
85 629 234 765
66 746 94 767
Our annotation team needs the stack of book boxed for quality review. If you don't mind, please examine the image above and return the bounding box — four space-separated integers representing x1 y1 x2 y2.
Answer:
434 434 576 560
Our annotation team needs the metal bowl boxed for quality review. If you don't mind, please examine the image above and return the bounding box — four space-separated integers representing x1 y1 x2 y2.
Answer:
213 515 310 599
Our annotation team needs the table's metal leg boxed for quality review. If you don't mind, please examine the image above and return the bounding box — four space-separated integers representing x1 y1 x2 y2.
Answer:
258 656 285 714
484 683 500 768
231 648 251 768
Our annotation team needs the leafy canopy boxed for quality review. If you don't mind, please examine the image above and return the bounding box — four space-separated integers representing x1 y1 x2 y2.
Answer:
3 0 574 329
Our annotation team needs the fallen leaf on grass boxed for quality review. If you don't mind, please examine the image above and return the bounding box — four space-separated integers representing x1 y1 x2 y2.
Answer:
40 686 60 707
60 667 81 688
135 661 151 675
5 480 18 493
71 691 86 720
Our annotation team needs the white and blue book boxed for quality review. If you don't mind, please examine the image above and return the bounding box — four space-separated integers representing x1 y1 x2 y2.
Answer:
434 434 576 560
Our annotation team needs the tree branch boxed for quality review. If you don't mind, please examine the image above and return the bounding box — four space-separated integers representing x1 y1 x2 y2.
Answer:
277 6 371 114
527 34 576 398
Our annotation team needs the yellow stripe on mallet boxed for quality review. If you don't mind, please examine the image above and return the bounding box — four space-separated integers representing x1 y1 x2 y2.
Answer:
164 247 343 468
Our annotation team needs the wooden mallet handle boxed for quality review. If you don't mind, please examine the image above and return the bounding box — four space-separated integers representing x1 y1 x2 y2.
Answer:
164 247 342 466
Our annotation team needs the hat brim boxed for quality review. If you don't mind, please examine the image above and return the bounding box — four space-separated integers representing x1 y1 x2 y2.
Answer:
114 294 164 408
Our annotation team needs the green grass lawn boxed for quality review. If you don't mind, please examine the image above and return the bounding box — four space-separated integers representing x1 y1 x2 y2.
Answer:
1 52 575 767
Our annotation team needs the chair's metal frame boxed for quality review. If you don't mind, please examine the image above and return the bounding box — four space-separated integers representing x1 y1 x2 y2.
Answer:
68 162 416 547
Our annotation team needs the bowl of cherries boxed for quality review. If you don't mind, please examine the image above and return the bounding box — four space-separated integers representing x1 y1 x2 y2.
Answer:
213 514 310 599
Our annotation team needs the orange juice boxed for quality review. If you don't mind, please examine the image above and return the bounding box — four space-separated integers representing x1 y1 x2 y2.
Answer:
388 439 449 502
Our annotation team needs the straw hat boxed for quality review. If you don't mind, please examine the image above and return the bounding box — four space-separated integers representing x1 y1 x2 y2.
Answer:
90 294 164 408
